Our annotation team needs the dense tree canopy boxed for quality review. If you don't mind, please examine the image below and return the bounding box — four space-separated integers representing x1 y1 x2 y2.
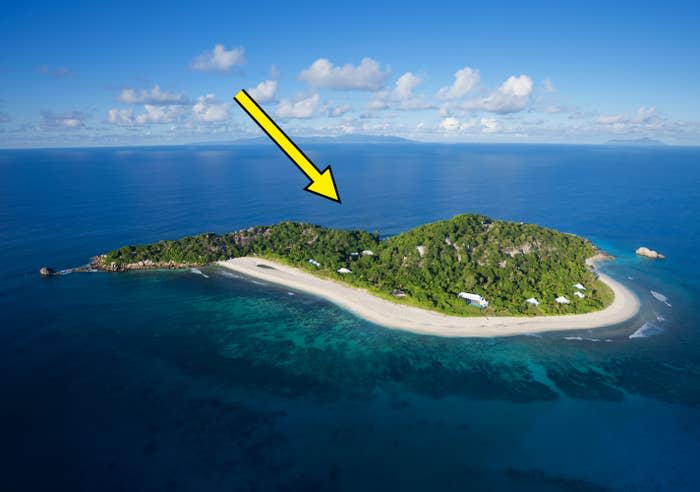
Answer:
102 214 612 316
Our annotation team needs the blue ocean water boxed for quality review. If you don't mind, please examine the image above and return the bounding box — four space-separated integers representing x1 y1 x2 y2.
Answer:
1 144 699 491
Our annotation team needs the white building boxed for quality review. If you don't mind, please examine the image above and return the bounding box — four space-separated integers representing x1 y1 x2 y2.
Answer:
525 297 540 306
458 292 489 308
337 267 352 274
574 291 585 299
308 259 321 267
573 283 586 290
555 296 571 304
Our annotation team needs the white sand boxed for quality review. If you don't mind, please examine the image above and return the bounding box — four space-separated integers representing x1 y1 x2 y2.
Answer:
217 257 640 337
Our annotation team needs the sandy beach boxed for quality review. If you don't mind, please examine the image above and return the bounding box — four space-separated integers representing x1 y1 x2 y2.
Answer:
217 257 640 337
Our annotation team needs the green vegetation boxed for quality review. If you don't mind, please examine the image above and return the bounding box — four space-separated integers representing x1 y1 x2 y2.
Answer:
101 214 612 316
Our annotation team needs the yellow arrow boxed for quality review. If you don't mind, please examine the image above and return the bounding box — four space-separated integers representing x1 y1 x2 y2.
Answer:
233 89 341 203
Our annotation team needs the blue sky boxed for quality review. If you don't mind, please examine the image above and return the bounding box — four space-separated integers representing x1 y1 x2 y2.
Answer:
1 0 699 147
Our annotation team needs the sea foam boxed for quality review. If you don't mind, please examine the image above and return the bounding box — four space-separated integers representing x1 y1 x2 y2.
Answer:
217 270 243 279
564 336 601 342
629 322 664 339
189 268 209 278
650 290 672 307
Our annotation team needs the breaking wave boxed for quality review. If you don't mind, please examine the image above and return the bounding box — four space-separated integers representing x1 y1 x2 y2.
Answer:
189 268 209 279
563 336 612 342
650 290 672 307
629 322 665 339
217 270 243 280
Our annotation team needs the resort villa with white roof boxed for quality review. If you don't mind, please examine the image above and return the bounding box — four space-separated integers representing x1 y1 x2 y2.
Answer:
458 292 489 308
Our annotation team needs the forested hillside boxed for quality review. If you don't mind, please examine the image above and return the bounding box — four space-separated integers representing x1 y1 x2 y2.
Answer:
97 214 611 315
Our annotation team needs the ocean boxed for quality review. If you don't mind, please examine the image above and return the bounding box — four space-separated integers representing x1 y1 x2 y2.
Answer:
1 143 699 491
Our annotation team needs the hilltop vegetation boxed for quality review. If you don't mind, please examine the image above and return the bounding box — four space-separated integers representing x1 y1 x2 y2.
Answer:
98 214 612 316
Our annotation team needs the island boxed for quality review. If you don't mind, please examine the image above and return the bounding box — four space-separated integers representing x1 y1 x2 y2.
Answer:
636 246 665 259
90 214 639 336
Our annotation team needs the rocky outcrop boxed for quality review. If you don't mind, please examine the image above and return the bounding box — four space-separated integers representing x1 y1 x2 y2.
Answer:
635 247 665 260
89 255 201 272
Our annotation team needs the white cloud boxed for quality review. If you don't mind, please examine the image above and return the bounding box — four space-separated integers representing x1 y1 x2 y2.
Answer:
460 118 479 131
275 94 321 119
500 75 533 97
366 97 389 110
299 58 390 91
247 80 277 103
107 108 134 126
118 85 187 105
480 117 500 133
633 106 657 123
328 104 351 117
597 114 625 124
39 110 86 130
366 72 432 111
438 67 480 100
460 74 533 114
190 44 244 72
595 106 660 133
192 94 229 122
539 104 564 114
394 72 421 100
438 116 501 134
439 117 460 132
135 105 185 124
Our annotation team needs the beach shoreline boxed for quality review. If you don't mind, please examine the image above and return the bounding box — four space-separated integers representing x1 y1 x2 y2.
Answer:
217 256 640 338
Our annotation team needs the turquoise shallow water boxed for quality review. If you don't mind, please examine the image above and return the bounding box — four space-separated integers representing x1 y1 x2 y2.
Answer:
1 144 699 490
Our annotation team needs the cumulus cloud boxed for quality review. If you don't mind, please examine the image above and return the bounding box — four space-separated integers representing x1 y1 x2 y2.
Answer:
118 85 187 105
366 98 389 111
107 92 228 126
106 108 134 126
275 94 321 118
460 74 533 114
480 117 500 133
367 72 432 111
633 106 657 123
328 104 351 117
439 116 501 134
190 44 244 72
438 67 480 100
134 105 185 125
39 66 72 78
439 117 460 132
39 110 86 130
596 106 660 133
299 58 390 91
500 75 533 97
394 72 421 100
247 80 277 103
192 94 229 122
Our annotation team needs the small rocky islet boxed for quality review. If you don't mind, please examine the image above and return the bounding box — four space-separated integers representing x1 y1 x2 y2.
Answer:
636 246 665 259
